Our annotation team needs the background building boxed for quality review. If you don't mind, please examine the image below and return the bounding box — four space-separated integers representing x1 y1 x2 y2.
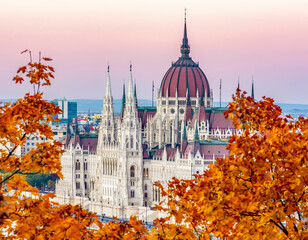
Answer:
52 98 77 123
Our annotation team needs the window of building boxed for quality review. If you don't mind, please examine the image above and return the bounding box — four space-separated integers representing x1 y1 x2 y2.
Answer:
131 181 135 187
130 166 135 178
84 162 88 171
76 174 80 179
76 182 80 189
144 192 148 198
76 160 80 170
85 182 87 189
131 190 135 198
144 184 147 191
84 174 87 179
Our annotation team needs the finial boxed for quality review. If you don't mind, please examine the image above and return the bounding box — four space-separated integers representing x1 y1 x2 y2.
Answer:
130 61 132 72
181 9 190 58
107 64 110 72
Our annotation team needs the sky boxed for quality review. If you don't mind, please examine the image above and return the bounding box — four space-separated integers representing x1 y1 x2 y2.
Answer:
0 0 308 104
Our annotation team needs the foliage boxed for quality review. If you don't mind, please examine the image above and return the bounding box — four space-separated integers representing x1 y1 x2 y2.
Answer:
154 90 308 239
2 51 308 239
0 51 101 239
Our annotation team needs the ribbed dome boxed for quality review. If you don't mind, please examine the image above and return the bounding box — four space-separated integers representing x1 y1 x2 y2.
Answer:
160 17 210 99
160 58 210 98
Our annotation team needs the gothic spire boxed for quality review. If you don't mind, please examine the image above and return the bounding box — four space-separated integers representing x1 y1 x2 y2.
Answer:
194 122 199 142
181 9 190 58
182 123 187 142
127 63 134 98
251 77 255 101
134 82 138 107
105 65 112 97
186 88 191 106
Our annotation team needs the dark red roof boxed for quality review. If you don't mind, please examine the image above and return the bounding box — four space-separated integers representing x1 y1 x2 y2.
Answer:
208 111 234 130
160 58 210 98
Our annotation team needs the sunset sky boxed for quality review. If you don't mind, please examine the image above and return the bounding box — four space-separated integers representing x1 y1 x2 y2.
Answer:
1 0 308 104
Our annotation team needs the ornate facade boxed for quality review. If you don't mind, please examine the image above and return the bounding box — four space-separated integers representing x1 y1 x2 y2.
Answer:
56 18 243 220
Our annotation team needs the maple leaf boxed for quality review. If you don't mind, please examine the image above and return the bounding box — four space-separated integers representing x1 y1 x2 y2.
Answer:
13 75 24 84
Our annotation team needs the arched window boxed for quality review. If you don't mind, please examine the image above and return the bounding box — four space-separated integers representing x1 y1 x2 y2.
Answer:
144 192 148 198
131 190 135 198
130 166 135 178
84 160 88 171
130 137 133 148
76 160 80 170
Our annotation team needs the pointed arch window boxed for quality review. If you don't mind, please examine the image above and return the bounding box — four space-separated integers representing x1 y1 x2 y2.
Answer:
84 160 88 171
76 160 80 170
130 165 135 178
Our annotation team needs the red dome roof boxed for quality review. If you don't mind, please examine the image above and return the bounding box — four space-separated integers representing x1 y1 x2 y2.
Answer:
160 58 210 98
159 18 210 99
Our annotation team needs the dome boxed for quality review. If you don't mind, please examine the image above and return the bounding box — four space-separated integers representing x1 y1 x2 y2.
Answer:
160 18 210 99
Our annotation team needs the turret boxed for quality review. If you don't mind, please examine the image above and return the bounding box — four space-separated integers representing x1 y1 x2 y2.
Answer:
97 65 116 147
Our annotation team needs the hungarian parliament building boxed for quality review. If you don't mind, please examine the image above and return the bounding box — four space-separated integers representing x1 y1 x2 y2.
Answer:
55 18 246 221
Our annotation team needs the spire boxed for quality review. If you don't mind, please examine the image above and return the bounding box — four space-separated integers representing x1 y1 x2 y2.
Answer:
122 83 126 106
105 65 112 97
186 88 191 106
237 76 240 90
194 122 199 142
134 82 138 107
182 123 187 142
251 77 255 101
181 9 190 58
127 63 134 97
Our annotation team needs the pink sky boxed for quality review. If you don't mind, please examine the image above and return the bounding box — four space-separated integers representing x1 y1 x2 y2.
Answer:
1 0 308 104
